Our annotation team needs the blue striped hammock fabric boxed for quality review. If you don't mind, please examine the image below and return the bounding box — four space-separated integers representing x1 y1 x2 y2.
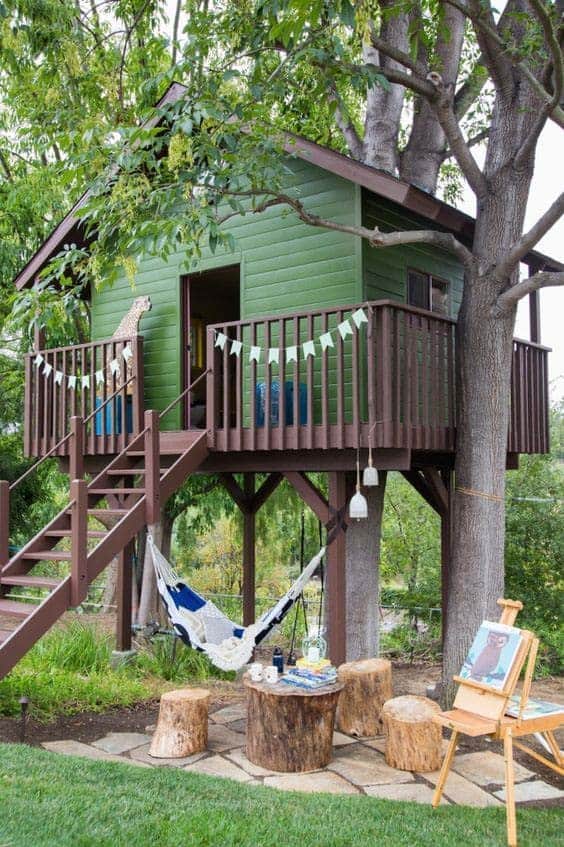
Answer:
147 534 325 671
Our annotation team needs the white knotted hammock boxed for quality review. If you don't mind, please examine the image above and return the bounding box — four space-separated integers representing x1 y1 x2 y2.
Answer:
147 534 325 671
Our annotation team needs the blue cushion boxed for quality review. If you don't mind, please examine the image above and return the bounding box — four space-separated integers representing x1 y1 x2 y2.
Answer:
170 583 207 612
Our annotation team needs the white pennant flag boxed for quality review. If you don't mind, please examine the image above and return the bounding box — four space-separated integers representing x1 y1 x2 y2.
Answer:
54 370 63 386
68 375 77 390
34 353 44 368
338 319 353 340
215 332 227 351
230 339 242 357
286 345 298 364
320 332 334 351
352 307 368 328
268 348 280 366
249 346 261 363
122 345 133 361
43 363 53 378
110 358 120 375
81 375 90 390
302 340 315 359
95 370 105 386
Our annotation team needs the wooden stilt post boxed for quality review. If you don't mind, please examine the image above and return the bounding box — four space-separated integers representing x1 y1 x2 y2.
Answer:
243 473 256 626
116 539 134 652
70 479 88 607
144 410 160 526
327 471 347 666
69 416 84 481
440 469 453 648
0 480 9 568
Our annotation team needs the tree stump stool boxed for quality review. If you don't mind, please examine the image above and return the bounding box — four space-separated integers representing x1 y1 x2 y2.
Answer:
149 688 210 758
336 658 393 737
244 674 343 772
382 695 442 772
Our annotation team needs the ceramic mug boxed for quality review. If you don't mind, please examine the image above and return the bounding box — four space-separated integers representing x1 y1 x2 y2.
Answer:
249 662 263 681
263 666 278 684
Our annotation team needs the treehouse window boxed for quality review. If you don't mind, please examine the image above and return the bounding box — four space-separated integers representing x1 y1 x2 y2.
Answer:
407 270 449 316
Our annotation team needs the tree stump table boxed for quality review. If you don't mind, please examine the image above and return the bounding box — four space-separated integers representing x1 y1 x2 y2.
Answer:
244 674 343 772
382 695 442 772
149 688 210 758
336 658 393 737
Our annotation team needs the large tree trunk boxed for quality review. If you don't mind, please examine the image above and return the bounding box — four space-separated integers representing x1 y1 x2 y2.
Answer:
345 472 387 661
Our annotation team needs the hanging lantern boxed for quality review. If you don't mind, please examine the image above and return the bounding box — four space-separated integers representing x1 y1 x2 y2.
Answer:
349 487 368 520
363 453 379 487
350 450 368 520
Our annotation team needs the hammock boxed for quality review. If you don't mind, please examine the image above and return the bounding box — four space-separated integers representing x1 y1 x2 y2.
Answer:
147 534 326 672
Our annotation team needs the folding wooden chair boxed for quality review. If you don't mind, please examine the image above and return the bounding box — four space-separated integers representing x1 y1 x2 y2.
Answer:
431 599 563 847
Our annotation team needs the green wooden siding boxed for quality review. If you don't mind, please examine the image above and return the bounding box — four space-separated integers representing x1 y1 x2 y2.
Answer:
91 157 360 428
361 191 464 316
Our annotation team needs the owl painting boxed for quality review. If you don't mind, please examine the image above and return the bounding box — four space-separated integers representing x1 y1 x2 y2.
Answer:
460 622 522 690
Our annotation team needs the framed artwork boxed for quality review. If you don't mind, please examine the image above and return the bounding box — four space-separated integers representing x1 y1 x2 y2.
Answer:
506 695 564 720
459 621 523 691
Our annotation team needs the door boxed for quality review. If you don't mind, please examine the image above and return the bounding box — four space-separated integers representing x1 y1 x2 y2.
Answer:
182 265 240 428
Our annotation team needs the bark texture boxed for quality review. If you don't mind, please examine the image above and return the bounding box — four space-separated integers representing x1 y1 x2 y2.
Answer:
382 695 442 772
244 675 343 772
149 688 210 758
336 657 392 737
344 472 387 661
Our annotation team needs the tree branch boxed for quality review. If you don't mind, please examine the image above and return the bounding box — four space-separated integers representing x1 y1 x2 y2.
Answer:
494 191 564 281
494 270 564 314
327 83 363 159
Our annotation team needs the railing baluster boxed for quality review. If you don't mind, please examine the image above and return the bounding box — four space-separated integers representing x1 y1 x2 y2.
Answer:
90 342 97 454
206 328 216 447
278 318 285 450
393 309 401 447
250 322 257 452
336 310 344 449
145 410 160 526
236 324 242 450
70 479 88 607
24 354 32 457
264 320 271 451
321 312 329 450
223 323 230 451
132 336 144 436
351 310 360 450
292 316 299 450
70 416 84 481
306 314 314 449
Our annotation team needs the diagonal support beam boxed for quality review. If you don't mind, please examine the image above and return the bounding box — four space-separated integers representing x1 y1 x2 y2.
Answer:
402 469 447 516
250 473 283 514
283 472 330 524
219 473 249 513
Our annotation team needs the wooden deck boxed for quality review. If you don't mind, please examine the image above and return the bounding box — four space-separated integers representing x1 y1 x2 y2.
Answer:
23 300 550 460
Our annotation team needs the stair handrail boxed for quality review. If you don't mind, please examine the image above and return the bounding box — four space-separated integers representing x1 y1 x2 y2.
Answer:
9 375 137 493
159 369 210 422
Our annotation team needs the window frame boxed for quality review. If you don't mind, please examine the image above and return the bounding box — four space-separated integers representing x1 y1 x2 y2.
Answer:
406 267 451 317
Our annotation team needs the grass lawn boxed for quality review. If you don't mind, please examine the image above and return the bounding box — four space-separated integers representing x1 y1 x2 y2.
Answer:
0 744 561 847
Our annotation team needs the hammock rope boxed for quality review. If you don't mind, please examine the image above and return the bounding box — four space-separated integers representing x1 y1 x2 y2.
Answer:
147 533 326 672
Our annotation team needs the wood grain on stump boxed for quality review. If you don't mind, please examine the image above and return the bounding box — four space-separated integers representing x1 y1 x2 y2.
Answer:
244 675 343 772
336 658 392 736
149 688 210 759
382 695 442 772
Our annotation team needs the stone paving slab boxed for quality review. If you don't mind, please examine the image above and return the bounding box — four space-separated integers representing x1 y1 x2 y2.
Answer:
328 745 414 787
92 732 151 755
129 744 207 768
451 751 535 787
421 769 502 807
494 781 564 803
184 753 253 783
264 770 360 794
225 748 278 777
42 740 150 768
207 724 246 752
210 704 246 724
365 782 449 805
333 731 356 746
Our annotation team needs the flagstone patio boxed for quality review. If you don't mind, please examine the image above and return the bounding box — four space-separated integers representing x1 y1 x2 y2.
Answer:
41 702 564 807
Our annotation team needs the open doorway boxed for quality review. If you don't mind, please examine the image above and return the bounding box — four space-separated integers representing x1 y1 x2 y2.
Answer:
181 264 240 428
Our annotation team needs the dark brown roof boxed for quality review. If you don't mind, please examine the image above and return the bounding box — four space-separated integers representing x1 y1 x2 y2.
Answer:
13 82 563 290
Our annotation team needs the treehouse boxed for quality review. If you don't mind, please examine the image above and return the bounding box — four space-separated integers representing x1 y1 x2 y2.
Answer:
0 82 560 679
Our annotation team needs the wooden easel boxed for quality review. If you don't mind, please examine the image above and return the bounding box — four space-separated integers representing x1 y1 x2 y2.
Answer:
431 599 563 847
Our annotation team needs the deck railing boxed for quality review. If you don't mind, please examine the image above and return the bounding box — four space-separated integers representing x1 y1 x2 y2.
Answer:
206 300 549 455
205 301 457 452
23 335 144 457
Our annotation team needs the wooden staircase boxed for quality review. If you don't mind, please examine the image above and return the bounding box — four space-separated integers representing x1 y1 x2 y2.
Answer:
0 411 208 681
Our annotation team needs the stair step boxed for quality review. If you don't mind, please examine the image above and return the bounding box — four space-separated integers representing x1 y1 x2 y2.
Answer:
1 575 61 589
107 469 169 476
0 629 14 644
0 599 36 618
89 488 145 495
45 530 107 538
87 508 129 517
23 551 71 561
